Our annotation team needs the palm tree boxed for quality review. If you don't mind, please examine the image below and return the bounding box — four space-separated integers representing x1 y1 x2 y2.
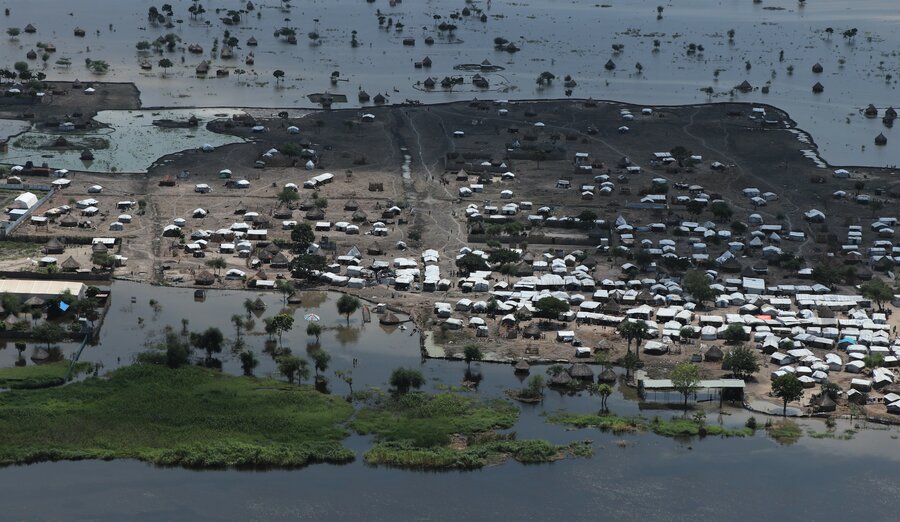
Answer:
231 314 244 340
243 298 254 319
619 320 648 360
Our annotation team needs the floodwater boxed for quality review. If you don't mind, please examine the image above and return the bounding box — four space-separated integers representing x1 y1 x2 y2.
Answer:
2 281 900 519
1 0 900 167
2 108 246 173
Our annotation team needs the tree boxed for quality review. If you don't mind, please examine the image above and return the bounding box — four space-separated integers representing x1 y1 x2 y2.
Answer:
863 353 885 369
278 187 300 205
723 323 747 343
710 201 733 222
277 355 309 384
525 374 545 399
273 69 285 84
32 322 65 350
463 344 482 370
270 313 294 347
621 351 640 379
534 296 569 320
162 331 191 368
336 294 360 325
335 369 354 396
158 58 173 76
683 270 715 306
276 279 296 305
488 248 520 265
205 257 226 276
310 348 331 378
231 314 244 341
136 40 151 51
595 383 613 412
190 327 224 362
671 363 701 409
812 262 842 287
239 350 258 376
860 278 892 311
390 367 426 394
685 199 705 217
6 28 20 39
634 249 653 270
722 345 760 380
290 223 316 251
619 320 648 356
290 254 326 280
243 298 255 319
307 322 322 342
772 373 803 417
455 252 489 275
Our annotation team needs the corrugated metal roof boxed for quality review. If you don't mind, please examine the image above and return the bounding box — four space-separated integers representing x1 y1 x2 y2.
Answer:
0 280 85 297
642 378 745 390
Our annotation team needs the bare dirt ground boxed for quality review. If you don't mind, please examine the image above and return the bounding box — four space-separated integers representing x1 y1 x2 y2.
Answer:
4 98 900 418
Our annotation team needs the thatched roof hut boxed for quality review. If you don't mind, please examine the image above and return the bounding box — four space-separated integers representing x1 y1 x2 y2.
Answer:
736 80 753 92
811 62 823 73
597 368 617 383
549 371 573 387
373 93 386 105
596 339 612 352
196 60 210 75
812 82 824 93
814 393 837 413
358 90 370 102
255 269 268 280
44 237 65 254
523 323 541 339
367 242 384 255
252 297 266 310
195 270 215 285
23 296 45 307
305 207 325 220
61 256 80 272
92 243 108 254
352 209 368 222
604 59 616 70
60 215 78 227
568 363 594 381
865 104 879 117
380 312 400 325
875 133 887 146
705 345 724 362
273 205 293 219
344 199 359 211
513 360 530 374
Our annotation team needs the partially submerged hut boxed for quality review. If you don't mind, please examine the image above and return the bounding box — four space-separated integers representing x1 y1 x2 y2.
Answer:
568 363 594 381
380 312 400 325
513 360 530 374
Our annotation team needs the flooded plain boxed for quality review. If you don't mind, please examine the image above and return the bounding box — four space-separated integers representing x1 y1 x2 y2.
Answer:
2 0 900 167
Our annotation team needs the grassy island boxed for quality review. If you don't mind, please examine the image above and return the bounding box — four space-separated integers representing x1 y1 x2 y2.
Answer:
352 392 591 469
0 365 355 467
548 412 753 438
0 361 93 389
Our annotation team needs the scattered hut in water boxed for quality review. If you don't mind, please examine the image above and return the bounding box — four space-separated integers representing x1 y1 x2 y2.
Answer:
196 60 210 75
247 36 258 46
811 62 823 73
252 297 266 311
26 50 37 60
568 363 594 381
598 367 617 383
550 370 573 387
875 133 887 146
373 93 386 105
604 59 616 71
358 90 370 102
514 360 530 374
812 82 824 93
74 27 85 37
24 24 36 34
864 104 879 118
380 312 400 325
736 80 753 92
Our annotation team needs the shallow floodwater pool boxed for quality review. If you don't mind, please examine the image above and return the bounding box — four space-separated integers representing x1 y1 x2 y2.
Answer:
1 108 246 173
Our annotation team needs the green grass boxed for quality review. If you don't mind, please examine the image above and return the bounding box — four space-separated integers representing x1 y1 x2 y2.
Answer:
352 392 587 469
766 420 803 444
352 392 519 447
0 364 355 468
0 240 42 261
0 361 92 389
548 412 752 438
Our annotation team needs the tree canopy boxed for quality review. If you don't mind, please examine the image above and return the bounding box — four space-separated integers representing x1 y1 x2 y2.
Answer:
722 345 759 380
772 373 803 417
389 367 425 394
683 270 716 305
860 278 892 311
534 296 569 319
671 363 700 408
336 294 360 325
